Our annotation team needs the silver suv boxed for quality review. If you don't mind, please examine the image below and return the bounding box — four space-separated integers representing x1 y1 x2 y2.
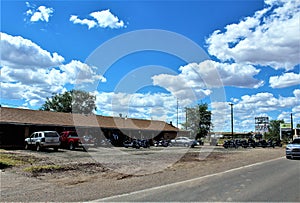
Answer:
286 137 300 159
24 131 60 151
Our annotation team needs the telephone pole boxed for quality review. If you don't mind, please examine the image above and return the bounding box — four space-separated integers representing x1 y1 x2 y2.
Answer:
177 99 179 128
229 103 234 138
291 113 294 140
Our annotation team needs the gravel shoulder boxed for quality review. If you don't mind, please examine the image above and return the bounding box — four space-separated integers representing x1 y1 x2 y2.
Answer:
0 146 285 202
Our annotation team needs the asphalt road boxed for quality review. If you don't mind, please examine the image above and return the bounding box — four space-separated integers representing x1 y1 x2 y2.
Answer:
98 157 300 202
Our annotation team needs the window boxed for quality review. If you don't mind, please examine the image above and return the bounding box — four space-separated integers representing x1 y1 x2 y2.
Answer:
292 139 300 144
69 132 78 137
45 132 59 137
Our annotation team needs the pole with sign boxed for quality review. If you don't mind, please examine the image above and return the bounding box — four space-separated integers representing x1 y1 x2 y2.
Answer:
280 123 291 140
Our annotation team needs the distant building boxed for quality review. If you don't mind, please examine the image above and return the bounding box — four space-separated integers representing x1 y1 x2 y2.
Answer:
294 128 300 138
293 128 300 138
280 123 300 140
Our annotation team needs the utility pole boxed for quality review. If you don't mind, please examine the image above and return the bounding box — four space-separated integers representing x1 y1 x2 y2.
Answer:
229 103 234 138
291 113 294 140
185 107 187 130
177 99 179 128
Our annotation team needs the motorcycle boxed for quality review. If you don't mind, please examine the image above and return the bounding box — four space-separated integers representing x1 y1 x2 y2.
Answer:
266 139 275 148
255 139 274 148
139 139 150 148
123 139 140 149
154 139 170 147
240 139 249 148
223 139 238 148
247 138 256 148
274 139 282 147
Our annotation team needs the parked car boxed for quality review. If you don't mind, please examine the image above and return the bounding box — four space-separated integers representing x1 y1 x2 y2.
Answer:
286 137 300 159
60 131 95 151
170 137 198 148
24 131 60 151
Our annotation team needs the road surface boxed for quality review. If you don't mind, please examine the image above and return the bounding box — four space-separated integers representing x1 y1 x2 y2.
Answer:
98 157 300 202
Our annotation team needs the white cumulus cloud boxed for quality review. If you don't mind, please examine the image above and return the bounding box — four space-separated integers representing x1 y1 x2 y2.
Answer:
59 60 106 84
211 89 300 132
1 32 64 69
152 60 263 103
90 9 125 29
0 33 106 108
25 3 54 22
269 72 300 88
70 9 125 29
206 0 300 70
69 15 97 29
93 91 178 123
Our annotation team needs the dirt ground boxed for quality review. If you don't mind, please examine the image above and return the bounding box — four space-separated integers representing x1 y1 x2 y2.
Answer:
0 146 285 202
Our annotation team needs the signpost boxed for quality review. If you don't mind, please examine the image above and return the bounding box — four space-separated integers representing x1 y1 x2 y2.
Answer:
255 117 269 134
280 123 291 140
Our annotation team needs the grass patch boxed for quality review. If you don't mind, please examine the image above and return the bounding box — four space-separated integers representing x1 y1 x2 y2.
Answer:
24 165 62 173
0 153 26 169
0 151 38 169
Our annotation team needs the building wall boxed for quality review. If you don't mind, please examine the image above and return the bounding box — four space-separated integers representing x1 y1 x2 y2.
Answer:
0 124 69 148
1 124 28 148
0 123 178 148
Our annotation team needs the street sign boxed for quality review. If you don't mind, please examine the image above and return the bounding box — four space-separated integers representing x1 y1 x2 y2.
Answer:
280 123 291 128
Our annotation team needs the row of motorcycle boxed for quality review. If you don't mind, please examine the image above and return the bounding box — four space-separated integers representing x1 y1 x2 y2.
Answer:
123 139 151 149
223 138 282 149
123 139 172 149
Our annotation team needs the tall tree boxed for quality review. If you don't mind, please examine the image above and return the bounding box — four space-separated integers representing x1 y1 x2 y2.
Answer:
267 119 284 139
40 90 96 114
71 90 97 114
182 103 212 140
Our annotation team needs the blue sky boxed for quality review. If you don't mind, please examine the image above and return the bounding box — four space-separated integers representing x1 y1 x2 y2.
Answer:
1 0 299 132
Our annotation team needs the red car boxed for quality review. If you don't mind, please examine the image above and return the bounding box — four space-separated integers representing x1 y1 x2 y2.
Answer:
59 131 95 151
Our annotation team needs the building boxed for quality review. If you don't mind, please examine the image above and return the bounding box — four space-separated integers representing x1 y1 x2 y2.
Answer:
279 123 300 140
0 107 178 148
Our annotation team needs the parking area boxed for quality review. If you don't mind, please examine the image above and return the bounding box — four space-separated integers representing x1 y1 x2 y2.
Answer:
1 146 285 202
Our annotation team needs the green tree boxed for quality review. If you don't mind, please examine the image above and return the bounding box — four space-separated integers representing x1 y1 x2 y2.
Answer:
40 90 96 114
266 119 284 139
182 103 212 140
297 123 300 128
40 91 72 113
71 90 97 114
